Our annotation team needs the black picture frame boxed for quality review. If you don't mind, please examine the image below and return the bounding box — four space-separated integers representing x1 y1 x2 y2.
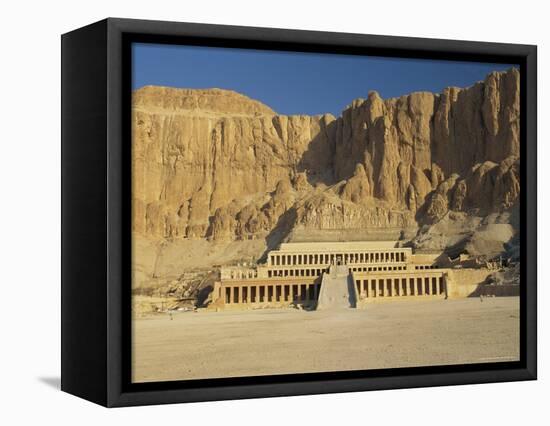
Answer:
61 17 537 407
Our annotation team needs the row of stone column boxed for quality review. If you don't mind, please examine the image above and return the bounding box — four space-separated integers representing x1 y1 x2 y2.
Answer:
270 251 407 266
356 276 444 298
228 269 258 279
267 264 408 279
267 268 328 278
350 265 407 273
224 283 320 304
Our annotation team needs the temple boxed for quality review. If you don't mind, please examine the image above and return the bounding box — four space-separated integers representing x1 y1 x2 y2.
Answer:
209 241 456 310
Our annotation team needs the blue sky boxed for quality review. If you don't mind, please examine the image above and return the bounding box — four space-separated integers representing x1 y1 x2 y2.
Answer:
132 43 516 117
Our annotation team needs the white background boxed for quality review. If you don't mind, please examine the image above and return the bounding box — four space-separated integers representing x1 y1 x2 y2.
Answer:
0 0 546 424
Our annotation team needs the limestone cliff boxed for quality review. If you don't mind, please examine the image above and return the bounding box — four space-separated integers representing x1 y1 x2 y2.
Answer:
132 69 520 252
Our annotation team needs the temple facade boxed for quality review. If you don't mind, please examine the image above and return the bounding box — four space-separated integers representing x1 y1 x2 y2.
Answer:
210 241 449 310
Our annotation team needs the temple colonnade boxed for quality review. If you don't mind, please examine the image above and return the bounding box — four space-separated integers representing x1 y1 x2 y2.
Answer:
353 272 446 299
268 249 409 267
214 279 320 306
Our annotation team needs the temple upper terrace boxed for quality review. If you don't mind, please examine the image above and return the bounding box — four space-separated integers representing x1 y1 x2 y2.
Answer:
220 241 437 281
268 241 410 267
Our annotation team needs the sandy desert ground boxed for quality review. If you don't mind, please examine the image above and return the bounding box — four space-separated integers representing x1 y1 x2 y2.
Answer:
132 297 519 383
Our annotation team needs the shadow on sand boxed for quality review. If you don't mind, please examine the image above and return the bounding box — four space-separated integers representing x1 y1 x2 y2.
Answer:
38 376 61 390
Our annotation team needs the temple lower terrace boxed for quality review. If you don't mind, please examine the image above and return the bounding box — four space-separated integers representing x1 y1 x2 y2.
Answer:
208 241 473 311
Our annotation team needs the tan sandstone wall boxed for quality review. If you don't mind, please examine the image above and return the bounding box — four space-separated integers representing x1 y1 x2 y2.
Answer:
446 269 493 298
132 69 520 243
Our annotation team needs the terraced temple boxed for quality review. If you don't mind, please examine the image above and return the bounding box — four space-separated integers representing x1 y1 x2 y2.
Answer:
209 241 454 310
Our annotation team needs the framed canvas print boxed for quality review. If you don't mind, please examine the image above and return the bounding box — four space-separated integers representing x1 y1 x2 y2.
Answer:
61 18 537 407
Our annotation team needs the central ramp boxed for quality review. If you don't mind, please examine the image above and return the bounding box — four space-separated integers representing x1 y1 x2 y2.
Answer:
317 265 358 310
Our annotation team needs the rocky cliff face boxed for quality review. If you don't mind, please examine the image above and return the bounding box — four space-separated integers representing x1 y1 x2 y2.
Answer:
132 69 520 250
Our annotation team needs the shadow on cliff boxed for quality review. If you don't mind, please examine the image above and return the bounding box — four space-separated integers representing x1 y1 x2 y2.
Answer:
258 207 298 263
413 195 435 227
196 284 213 307
295 118 341 186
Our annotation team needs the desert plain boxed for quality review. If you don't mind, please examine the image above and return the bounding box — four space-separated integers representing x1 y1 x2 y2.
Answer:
132 297 519 382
